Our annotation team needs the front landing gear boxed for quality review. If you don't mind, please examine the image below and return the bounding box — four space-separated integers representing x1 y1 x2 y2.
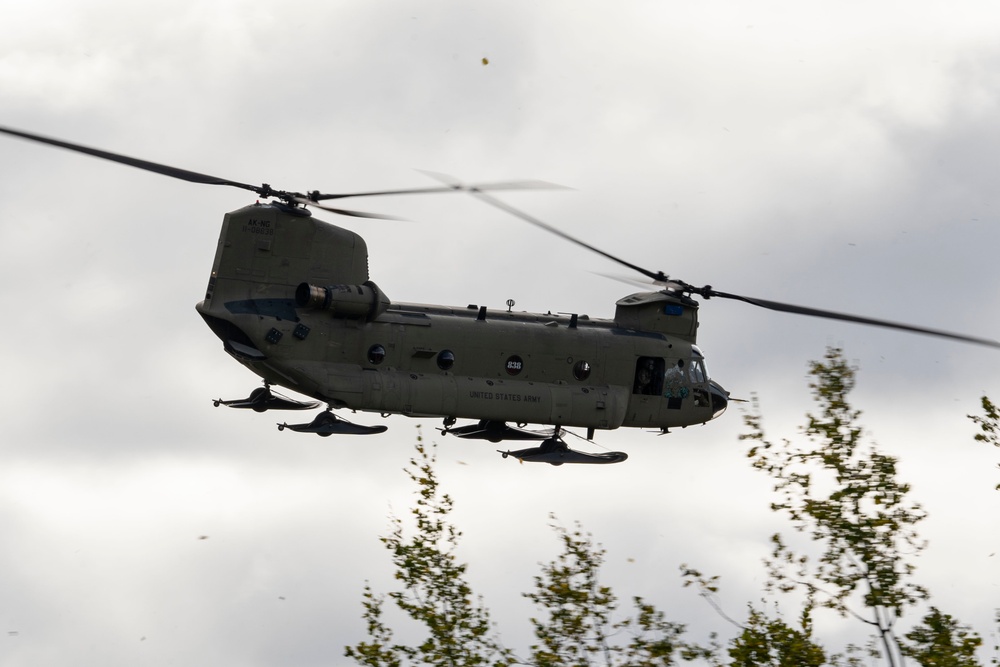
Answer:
498 430 627 466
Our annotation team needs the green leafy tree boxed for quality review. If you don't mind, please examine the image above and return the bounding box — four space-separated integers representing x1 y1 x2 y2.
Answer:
345 434 512 667
726 605 826 667
899 607 982 667
740 347 980 667
680 566 825 667
526 520 703 666
968 395 1000 490
525 521 618 666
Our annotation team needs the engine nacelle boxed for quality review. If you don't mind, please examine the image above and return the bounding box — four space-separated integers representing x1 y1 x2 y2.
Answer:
295 281 390 320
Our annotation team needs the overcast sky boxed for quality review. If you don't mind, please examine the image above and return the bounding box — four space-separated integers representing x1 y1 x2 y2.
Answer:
2 1 1000 665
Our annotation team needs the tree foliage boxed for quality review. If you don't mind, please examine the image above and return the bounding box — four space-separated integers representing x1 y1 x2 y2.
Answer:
740 347 980 667
344 433 512 667
525 521 619 666
968 395 1000 490
899 607 983 667
680 565 827 667
525 520 705 666
726 605 826 667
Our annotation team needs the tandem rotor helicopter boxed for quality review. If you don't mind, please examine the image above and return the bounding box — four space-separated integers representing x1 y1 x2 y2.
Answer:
2 126 998 465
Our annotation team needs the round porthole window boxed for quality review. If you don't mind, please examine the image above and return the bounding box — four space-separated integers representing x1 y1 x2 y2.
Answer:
437 349 455 370
505 355 524 376
573 360 592 381
367 344 386 365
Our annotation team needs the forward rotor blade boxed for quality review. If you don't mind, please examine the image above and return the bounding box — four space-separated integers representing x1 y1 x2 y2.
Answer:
469 189 671 284
0 125 265 196
707 288 1000 348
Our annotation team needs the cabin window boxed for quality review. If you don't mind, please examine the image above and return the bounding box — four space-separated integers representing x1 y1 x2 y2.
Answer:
633 357 665 395
367 344 386 365
573 360 592 381
437 349 455 370
505 355 524 376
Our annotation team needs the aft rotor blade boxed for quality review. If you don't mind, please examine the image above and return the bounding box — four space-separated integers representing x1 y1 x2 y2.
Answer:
594 272 657 290
0 125 265 196
707 288 1000 349
290 196 405 220
310 178 568 202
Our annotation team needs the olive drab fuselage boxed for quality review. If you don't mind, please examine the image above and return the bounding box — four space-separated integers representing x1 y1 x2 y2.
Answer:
195 203 729 432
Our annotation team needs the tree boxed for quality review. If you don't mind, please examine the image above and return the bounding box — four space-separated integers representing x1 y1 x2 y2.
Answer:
968 395 1000 490
899 607 982 667
525 520 703 666
344 432 512 667
524 521 619 667
726 605 826 667
679 566 827 667
740 347 981 667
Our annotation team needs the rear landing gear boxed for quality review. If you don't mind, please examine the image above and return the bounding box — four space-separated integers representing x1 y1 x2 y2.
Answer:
277 409 388 436
213 383 320 411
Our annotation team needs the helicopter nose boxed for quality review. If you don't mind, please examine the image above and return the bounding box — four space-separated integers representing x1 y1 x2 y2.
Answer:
709 380 729 419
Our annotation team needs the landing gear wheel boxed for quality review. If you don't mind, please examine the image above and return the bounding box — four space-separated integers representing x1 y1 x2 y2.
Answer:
538 437 566 454
316 412 338 434
249 386 271 412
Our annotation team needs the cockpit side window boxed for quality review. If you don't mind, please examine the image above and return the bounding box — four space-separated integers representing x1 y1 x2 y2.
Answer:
663 358 688 401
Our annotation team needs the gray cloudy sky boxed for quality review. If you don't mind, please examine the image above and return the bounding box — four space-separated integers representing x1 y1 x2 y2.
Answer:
2 1 999 665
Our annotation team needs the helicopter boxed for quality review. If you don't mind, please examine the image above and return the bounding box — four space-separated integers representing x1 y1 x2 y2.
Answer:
2 125 998 466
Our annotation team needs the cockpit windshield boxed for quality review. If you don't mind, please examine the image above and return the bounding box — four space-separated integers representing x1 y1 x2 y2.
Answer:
689 358 706 384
